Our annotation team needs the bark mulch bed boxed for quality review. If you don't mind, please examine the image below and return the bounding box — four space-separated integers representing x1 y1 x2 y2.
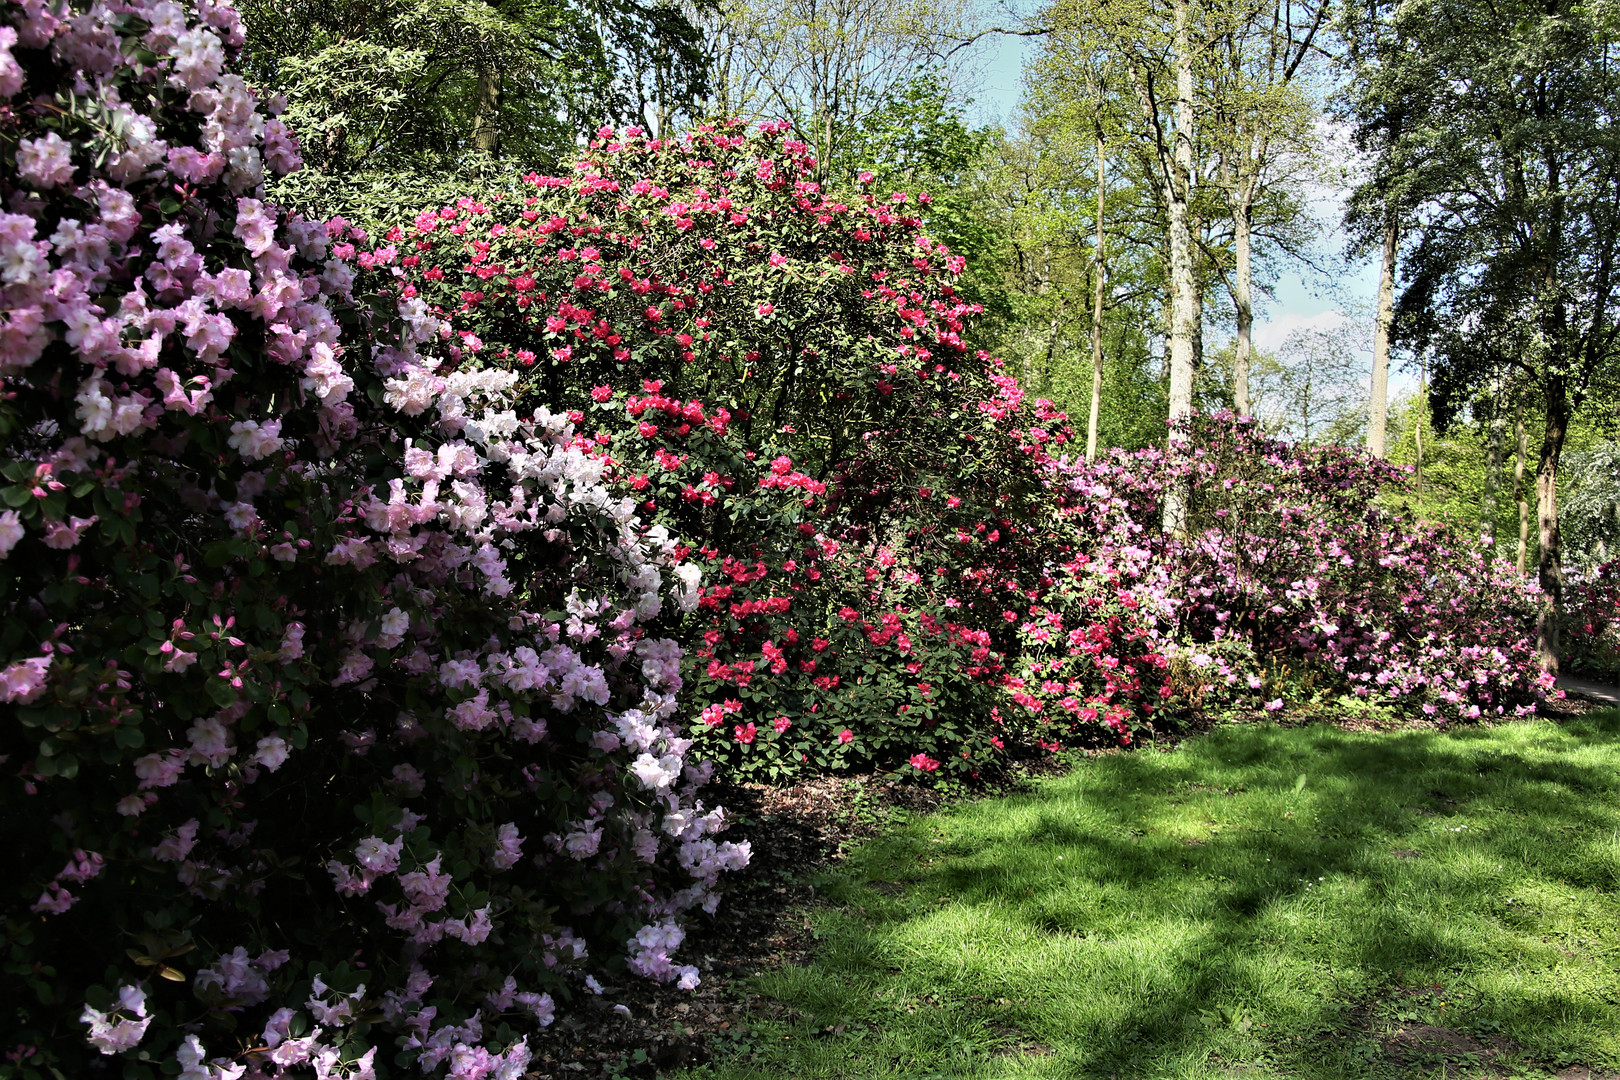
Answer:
520 771 962 1078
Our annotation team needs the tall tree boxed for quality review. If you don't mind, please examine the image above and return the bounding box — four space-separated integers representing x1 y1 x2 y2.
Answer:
1088 128 1109 461
1344 0 1620 668
1041 0 1221 531
1367 216 1395 456
1043 0 1203 437
241 0 709 223
1207 0 1328 418
690 0 978 177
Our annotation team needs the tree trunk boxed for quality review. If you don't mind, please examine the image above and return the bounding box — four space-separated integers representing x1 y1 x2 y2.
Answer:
1368 217 1396 457
1231 195 1254 417
1414 361 1425 499
1536 378 1569 672
1482 377 1505 545
1030 242 1051 391
473 67 503 154
1189 239 1205 377
1087 135 1106 464
1162 0 1199 534
1515 399 1529 574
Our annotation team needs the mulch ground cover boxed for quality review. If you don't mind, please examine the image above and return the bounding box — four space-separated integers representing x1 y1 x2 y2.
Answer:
521 772 953 1078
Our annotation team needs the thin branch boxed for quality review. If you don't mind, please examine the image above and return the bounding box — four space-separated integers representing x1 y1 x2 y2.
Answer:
942 24 1053 60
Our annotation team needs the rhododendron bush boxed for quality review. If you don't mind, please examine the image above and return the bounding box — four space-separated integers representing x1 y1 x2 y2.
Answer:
378 122 1561 779
1009 416 1557 733
1566 559 1620 680
386 122 1084 779
1 4 743 1077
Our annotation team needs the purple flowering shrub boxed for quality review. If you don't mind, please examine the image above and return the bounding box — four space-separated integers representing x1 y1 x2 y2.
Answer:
1005 415 1555 734
1 3 743 1078
1565 560 1620 679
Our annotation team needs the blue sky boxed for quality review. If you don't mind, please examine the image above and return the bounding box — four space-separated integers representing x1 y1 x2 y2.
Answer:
961 29 1409 393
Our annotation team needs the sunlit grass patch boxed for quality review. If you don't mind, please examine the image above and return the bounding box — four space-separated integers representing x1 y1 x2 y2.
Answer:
684 710 1620 1079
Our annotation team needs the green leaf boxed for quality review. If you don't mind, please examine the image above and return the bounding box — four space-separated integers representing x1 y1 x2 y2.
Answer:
206 679 239 708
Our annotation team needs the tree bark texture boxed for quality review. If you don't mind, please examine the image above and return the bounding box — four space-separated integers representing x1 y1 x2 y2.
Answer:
1536 377 1569 671
1231 197 1253 416
1368 218 1396 457
1482 377 1504 544
1514 400 1529 574
1087 135 1106 463
1162 0 1199 534
473 68 503 154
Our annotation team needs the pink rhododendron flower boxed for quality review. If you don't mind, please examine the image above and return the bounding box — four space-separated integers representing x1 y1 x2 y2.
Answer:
80 985 151 1055
16 132 75 189
0 509 23 557
252 734 290 771
0 653 51 702
0 27 21 97
153 818 200 862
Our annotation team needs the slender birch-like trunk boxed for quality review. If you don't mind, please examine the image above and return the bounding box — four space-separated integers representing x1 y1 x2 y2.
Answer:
1536 378 1569 671
1514 400 1529 574
1414 362 1426 499
1087 135 1107 463
1368 218 1396 457
1161 0 1199 534
1231 194 1254 416
1482 377 1505 545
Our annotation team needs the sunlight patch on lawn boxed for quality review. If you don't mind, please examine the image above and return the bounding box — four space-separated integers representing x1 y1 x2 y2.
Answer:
686 711 1620 1079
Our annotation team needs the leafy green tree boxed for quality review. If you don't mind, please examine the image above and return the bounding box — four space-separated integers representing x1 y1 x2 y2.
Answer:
690 0 978 176
1342 0 1620 666
241 0 709 228
841 73 1007 311
969 110 1171 452
1041 0 1206 470
1205 0 1329 417
1561 440 1620 576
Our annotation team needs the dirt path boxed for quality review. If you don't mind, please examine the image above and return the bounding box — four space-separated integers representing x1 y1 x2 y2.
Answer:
1557 672 1620 707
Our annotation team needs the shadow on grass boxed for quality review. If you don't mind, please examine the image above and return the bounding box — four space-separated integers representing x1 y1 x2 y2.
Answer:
691 711 1620 1079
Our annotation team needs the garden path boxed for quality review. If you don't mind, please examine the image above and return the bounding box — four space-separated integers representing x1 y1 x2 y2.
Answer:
1558 673 1620 706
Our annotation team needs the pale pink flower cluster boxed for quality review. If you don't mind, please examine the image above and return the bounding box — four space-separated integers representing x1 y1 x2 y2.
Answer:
193 945 284 1006
80 985 151 1055
0 652 51 703
32 848 104 915
6 0 744 1069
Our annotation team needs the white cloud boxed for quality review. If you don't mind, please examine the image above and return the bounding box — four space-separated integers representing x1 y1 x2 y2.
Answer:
1252 309 1352 353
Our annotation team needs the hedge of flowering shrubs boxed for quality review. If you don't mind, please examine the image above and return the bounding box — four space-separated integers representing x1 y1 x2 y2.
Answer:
1006 415 1557 732
376 124 1561 780
382 123 1084 780
1 5 746 1079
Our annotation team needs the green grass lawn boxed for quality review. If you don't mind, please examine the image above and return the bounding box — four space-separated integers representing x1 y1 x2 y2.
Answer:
684 711 1620 1079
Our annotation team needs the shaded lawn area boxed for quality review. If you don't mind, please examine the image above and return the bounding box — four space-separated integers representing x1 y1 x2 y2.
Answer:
682 711 1620 1079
